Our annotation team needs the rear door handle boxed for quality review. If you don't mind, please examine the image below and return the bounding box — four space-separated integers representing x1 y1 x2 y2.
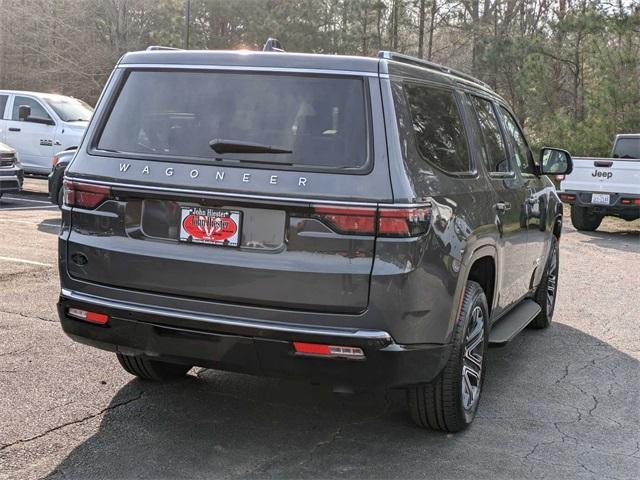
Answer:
8 127 20 132
495 201 512 213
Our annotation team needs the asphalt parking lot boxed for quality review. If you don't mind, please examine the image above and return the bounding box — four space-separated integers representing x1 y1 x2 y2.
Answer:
0 179 639 480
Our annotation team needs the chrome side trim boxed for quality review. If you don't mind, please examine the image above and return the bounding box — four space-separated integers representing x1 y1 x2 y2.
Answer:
64 176 386 206
60 288 393 341
118 63 383 78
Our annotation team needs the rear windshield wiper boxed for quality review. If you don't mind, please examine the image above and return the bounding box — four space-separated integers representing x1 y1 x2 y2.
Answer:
209 139 292 155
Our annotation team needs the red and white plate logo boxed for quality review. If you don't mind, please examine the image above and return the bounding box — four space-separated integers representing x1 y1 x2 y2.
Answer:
179 207 241 246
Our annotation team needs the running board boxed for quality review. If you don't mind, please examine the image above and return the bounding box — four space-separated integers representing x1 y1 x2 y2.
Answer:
488 299 541 346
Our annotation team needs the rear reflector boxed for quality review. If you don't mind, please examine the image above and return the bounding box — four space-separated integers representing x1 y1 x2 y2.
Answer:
620 198 640 205
558 193 576 203
293 342 365 359
67 308 109 325
313 204 431 237
64 181 111 209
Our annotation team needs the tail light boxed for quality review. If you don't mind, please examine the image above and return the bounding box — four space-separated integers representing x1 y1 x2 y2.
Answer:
555 175 565 182
63 180 111 208
52 154 61 167
620 198 640 205
378 207 431 237
312 205 431 237
558 193 576 203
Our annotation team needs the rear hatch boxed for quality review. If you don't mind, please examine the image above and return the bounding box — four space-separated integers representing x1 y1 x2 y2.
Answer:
64 62 392 313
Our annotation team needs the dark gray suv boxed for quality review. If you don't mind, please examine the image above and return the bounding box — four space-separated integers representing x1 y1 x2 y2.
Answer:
57 48 572 432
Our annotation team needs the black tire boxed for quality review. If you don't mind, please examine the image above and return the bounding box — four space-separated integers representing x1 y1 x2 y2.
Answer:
530 236 559 329
570 205 602 231
116 353 191 381
57 187 64 208
407 281 488 432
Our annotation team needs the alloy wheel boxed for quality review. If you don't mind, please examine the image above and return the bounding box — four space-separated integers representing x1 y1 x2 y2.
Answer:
546 246 558 316
461 305 484 412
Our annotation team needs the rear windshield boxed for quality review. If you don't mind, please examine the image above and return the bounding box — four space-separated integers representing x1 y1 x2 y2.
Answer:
96 70 370 172
613 137 639 159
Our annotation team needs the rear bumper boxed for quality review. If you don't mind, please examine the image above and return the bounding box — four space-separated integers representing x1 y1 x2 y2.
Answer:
0 169 24 194
58 289 452 390
560 190 640 216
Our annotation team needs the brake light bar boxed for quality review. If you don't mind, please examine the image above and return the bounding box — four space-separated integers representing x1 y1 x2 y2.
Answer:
293 342 365 359
620 198 640 205
312 204 431 237
64 181 111 209
67 308 109 325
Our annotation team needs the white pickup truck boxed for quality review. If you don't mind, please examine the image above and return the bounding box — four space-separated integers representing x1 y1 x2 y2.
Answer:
559 133 640 231
0 90 93 175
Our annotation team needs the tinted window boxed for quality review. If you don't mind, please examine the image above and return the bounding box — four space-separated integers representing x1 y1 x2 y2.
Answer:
12 96 52 122
613 138 639 159
470 96 510 173
404 84 470 173
498 106 533 175
0 95 8 119
97 70 369 172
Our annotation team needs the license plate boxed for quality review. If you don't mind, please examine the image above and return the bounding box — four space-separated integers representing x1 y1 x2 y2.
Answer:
179 207 242 247
591 193 610 205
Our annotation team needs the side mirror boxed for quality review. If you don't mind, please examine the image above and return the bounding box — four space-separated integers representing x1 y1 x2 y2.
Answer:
18 105 31 121
540 147 573 175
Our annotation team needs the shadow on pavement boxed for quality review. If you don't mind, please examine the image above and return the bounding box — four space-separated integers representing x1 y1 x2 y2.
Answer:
579 228 640 253
37 217 62 236
46 323 639 479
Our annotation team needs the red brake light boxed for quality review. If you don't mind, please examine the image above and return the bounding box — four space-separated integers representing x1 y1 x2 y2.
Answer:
621 198 640 205
64 181 111 208
558 193 576 203
52 155 60 167
378 207 431 237
313 206 376 235
312 205 431 237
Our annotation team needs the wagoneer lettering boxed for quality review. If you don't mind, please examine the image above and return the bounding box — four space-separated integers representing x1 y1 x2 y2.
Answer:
58 46 572 433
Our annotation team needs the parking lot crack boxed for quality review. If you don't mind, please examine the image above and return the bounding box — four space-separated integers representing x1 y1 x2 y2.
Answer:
0 391 144 452
0 309 55 323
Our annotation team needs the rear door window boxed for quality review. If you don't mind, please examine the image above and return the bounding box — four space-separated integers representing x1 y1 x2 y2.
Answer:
404 83 471 173
470 96 511 174
96 70 371 173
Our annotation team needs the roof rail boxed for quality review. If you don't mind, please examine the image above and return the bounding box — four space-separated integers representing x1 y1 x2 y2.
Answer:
378 51 491 90
146 46 182 51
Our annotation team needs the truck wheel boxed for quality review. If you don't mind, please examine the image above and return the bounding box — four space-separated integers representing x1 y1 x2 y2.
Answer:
530 236 559 329
116 353 191 381
407 281 488 432
570 205 602 231
57 188 64 208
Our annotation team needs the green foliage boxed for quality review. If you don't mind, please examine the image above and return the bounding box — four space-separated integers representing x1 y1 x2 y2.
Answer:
0 0 637 155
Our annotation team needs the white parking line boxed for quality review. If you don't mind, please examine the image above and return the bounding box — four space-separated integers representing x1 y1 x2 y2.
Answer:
1 197 51 204
0 256 53 267
0 218 60 227
0 205 58 211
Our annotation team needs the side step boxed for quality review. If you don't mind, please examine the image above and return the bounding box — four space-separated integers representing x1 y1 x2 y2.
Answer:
488 299 541 347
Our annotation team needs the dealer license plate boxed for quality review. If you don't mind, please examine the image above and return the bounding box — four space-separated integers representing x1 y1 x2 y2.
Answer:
179 207 242 247
591 193 610 205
